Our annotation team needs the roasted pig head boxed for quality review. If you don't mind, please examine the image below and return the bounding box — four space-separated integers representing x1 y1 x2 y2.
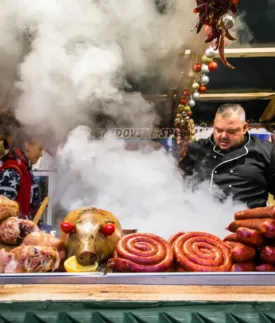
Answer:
60 208 122 266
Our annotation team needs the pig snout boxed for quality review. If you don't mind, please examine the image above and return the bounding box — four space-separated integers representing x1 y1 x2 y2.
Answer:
76 250 97 266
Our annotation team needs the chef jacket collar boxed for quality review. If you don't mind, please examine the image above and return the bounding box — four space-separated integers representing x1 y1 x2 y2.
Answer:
209 132 250 160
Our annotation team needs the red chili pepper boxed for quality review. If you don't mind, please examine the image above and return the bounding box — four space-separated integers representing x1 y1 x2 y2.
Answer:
101 223 116 236
60 221 75 234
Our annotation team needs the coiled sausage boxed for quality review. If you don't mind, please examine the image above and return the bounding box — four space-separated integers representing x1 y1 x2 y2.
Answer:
107 233 174 272
172 232 232 272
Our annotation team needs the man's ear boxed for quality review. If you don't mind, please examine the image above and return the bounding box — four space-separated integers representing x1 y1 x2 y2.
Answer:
243 122 248 133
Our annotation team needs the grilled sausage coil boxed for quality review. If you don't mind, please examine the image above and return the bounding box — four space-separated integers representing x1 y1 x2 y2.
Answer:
172 232 232 272
107 233 174 272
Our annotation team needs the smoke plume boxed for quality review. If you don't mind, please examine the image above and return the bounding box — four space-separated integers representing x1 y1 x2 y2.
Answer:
0 0 251 239
0 0 200 140
55 126 245 239
229 11 253 47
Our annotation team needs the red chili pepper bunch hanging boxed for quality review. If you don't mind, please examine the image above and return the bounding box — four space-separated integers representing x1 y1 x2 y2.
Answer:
192 0 239 69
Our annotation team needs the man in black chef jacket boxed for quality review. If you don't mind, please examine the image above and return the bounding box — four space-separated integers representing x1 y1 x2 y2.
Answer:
179 103 275 209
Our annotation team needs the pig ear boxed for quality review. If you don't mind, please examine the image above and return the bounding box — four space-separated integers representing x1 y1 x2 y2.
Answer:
101 223 116 236
60 221 75 234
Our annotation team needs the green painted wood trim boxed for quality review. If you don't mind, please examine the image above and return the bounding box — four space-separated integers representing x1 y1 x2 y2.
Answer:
0 301 275 322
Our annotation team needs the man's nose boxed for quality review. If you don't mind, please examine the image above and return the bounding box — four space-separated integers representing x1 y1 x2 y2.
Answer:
221 132 228 139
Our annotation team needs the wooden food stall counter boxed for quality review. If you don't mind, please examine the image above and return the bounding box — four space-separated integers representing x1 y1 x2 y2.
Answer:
0 273 275 322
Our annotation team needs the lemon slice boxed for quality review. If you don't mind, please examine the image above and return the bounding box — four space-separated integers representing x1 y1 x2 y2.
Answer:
64 256 99 273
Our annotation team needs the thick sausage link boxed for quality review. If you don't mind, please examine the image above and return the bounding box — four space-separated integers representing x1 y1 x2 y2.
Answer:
223 233 238 242
260 246 275 265
225 241 256 263
224 241 237 249
227 219 271 232
107 233 174 272
236 227 265 247
256 264 275 272
231 262 256 272
260 219 275 239
234 207 275 220
173 232 232 272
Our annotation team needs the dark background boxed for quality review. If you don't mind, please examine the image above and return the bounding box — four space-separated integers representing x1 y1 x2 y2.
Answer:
133 0 275 126
193 0 275 124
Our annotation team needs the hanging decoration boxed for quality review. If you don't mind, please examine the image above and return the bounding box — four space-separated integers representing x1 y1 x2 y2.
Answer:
192 0 239 70
174 45 220 160
175 0 240 161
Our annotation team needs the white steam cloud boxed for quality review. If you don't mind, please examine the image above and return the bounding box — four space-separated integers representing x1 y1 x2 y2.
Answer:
229 11 253 47
54 126 246 240
0 0 200 139
0 0 250 240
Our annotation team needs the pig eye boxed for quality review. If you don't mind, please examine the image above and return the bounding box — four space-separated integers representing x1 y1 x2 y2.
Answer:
69 228 76 235
101 223 115 236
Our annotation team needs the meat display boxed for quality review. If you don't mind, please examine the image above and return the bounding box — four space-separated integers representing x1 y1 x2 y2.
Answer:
107 233 174 272
0 249 11 272
0 197 65 273
0 217 20 245
167 232 185 245
22 232 67 271
234 207 275 220
2 196 275 274
60 207 122 267
169 232 232 272
3 246 60 273
224 241 256 263
224 206 275 271
0 230 64 273
0 242 16 252
0 217 39 245
256 264 275 271
227 219 275 238
231 261 256 272
0 196 19 221
236 227 265 247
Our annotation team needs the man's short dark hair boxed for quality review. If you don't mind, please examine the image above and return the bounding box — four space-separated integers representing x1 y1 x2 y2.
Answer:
215 104 246 122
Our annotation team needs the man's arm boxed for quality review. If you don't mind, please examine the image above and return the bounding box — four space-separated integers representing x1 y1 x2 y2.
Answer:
178 141 206 176
0 169 20 200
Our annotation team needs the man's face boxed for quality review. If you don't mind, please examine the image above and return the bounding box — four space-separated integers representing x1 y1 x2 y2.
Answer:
24 141 44 165
213 114 248 151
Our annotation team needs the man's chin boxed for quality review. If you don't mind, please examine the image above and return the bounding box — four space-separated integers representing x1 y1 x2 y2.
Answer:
219 143 230 150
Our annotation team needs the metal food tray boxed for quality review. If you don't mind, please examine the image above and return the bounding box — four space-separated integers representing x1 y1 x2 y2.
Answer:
1 272 275 285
